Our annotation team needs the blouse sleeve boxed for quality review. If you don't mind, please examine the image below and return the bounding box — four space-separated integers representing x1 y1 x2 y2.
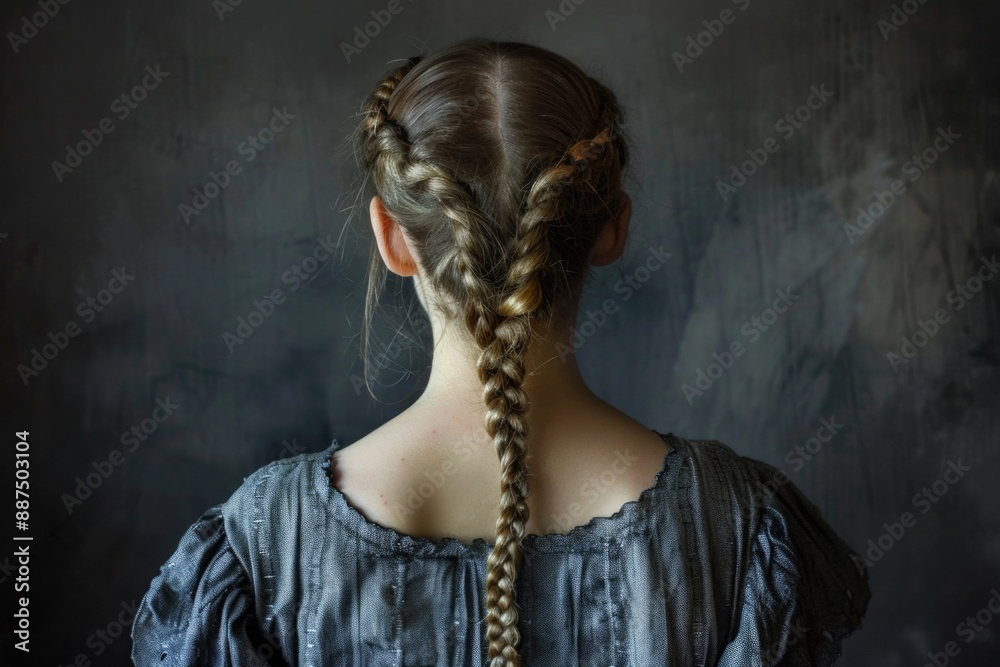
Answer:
717 460 872 667
131 505 281 667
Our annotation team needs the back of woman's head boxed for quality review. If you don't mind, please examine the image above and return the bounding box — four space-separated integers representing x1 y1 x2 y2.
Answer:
353 38 632 666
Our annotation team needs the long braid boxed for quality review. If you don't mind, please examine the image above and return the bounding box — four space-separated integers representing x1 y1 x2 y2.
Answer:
479 195 544 667
481 113 622 666
356 46 627 666
360 63 529 663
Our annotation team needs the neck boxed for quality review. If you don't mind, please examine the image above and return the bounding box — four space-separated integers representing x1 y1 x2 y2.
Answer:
411 308 598 435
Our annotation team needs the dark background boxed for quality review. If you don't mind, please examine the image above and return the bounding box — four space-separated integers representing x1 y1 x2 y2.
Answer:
2 0 999 664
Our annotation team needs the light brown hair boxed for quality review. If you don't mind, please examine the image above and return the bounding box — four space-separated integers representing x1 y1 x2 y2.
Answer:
353 38 632 665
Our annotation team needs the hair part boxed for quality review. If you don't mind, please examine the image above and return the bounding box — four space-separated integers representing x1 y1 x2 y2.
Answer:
352 38 631 666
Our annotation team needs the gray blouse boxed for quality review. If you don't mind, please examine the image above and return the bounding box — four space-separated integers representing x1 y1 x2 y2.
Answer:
131 431 871 666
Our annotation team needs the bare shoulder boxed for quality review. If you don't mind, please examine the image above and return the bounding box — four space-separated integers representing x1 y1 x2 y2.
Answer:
328 419 434 527
329 408 675 542
531 417 674 533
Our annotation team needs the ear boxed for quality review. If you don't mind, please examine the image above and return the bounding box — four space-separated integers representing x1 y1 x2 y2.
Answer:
589 193 632 267
370 196 419 277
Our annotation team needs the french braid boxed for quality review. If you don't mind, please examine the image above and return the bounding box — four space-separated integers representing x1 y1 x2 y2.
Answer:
481 111 620 667
354 41 629 666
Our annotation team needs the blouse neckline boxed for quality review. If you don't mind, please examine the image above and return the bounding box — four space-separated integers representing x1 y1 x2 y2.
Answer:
315 430 684 558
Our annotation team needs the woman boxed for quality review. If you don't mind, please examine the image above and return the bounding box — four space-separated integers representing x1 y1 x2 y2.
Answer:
132 39 870 666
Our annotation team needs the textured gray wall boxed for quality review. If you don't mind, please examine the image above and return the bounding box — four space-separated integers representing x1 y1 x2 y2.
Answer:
2 0 998 664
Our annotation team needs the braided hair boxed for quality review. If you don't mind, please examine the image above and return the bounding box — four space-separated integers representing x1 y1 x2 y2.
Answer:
353 39 630 666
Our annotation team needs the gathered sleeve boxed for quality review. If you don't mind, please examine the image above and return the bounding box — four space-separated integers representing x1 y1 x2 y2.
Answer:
717 461 872 666
131 505 283 667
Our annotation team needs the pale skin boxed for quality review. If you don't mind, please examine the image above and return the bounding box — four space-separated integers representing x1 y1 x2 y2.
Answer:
329 193 673 544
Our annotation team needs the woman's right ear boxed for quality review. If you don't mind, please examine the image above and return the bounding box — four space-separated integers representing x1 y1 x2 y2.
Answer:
589 193 632 267
370 196 419 277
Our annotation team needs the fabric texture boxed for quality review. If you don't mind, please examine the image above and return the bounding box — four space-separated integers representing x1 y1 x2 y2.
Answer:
131 432 871 666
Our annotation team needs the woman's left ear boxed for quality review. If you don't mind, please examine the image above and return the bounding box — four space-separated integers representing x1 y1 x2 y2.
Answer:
370 196 419 277
589 193 632 267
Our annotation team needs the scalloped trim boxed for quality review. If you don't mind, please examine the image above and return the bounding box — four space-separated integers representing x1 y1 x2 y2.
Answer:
314 430 684 558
